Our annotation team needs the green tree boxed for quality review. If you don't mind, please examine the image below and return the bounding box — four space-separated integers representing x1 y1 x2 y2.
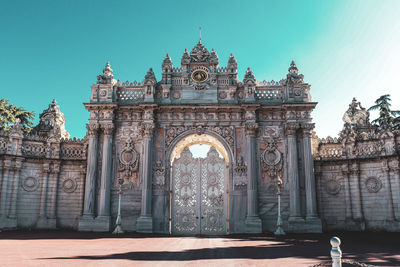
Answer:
0 99 35 134
368 94 400 130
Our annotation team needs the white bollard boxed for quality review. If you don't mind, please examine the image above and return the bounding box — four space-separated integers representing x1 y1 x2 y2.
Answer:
330 236 342 267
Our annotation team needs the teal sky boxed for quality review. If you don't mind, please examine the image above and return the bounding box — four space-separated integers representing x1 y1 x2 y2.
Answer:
1 0 400 138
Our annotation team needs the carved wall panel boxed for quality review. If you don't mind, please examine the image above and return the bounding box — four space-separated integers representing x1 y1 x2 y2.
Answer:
118 137 139 184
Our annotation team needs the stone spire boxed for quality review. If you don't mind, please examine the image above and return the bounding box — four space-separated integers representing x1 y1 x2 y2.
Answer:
286 60 304 84
288 60 298 74
31 99 70 139
243 67 256 83
227 53 237 70
97 61 114 84
209 48 219 64
162 54 173 70
190 41 210 63
181 48 191 65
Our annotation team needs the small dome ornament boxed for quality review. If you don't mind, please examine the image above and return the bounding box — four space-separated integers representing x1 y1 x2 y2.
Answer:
243 67 256 83
97 61 114 84
227 53 237 69
181 48 191 64
286 60 304 85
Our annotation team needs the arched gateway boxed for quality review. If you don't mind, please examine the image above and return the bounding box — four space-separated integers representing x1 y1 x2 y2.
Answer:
78 40 322 234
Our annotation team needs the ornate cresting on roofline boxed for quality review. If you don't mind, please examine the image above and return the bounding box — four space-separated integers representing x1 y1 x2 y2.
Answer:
89 42 312 105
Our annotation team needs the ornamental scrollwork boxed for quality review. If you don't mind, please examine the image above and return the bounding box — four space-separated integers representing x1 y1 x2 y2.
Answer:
233 156 247 190
119 137 139 180
152 160 165 190
261 137 282 178
165 125 234 151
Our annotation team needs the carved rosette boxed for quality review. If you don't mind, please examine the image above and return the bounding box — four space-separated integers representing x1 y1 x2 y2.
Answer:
118 137 139 182
261 137 282 179
152 161 165 189
325 179 342 195
86 123 99 137
365 177 382 193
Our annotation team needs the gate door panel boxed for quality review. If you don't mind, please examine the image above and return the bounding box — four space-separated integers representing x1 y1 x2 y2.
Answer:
200 147 226 235
172 146 226 235
172 148 200 234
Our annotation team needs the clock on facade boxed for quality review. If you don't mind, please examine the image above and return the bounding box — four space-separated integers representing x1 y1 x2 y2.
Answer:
191 69 208 83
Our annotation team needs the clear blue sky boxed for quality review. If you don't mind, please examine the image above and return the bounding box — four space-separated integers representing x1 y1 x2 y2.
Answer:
1 0 399 138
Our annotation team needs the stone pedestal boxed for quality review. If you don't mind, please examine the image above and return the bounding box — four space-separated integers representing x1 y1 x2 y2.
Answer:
136 215 153 233
78 215 111 232
245 216 262 233
37 217 56 229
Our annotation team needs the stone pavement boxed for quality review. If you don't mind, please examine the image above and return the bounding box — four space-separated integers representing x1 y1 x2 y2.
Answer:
0 231 399 266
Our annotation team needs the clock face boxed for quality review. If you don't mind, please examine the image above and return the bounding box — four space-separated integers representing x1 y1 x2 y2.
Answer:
191 69 208 83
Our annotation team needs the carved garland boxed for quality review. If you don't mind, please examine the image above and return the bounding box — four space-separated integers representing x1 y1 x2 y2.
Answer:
119 137 139 179
152 161 165 189
233 156 247 190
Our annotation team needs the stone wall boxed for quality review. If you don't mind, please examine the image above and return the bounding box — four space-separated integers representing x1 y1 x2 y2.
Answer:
0 131 86 230
314 98 400 231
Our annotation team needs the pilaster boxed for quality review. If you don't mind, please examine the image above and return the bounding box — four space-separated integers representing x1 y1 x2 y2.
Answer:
96 123 115 231
46 162 60 228
244 110 262 233
78 122 100 231
37 162 51 228
0 159 13 229
137 112 155 233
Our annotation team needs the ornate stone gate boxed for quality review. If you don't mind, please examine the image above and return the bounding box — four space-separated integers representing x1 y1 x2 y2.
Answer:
77 40 322 234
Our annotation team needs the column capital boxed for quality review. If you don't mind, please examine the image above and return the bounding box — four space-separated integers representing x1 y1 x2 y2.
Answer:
86 123 100 137
43 162 51 173
143 122 155 139
101 123 114 136
285 122 299 136
300 123 315 136
13 160 24 171
245 122 258 137
52 163 61 174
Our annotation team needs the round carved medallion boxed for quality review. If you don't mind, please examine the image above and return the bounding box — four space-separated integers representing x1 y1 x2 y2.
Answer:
100 89 107 97
22 177 39 192
62 178 78 193
325 179 341 195
365 177 382 193
262 149 281 166
219 91 227 99
173 91 181 99
191 69 208 83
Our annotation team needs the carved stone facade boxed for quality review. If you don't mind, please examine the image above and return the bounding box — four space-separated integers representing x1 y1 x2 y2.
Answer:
4 41 398 234
314 98 400 231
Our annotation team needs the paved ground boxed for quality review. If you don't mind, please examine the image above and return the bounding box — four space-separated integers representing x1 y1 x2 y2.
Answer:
0 231 399 267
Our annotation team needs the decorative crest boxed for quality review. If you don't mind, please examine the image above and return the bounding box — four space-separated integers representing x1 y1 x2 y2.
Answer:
209 48 219 64
162 54 173 69
144 68 156 82
190 41 210 63
286 60 304 85
243 67 255 83
181 48 191 64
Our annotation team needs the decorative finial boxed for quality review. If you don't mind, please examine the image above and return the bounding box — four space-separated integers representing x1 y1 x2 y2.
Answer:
199 26 202 43
52 99 57 105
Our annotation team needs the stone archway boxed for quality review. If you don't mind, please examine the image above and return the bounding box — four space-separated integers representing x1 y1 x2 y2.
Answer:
169 133 231 235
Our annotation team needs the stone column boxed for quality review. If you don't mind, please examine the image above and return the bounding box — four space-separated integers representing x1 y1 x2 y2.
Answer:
286 123 302 220
384 163 395 221
37 162 51 228
78 123 99 231
47 162 60 228
137 122 155 233
341 168 353 221
8 160 23 222
0 160 12 227
301 124 318 218
349 165 365 230
244 121 262 233
82 123 99 217
97 124 114 230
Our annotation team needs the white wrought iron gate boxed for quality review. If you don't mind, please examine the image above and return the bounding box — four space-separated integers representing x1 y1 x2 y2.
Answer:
172 146 227 235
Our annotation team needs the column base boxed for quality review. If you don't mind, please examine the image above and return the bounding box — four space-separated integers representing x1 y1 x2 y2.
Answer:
78 215 111 232
0 216 17 229
136 215 153 233
245 216 262 234
36 217 56 229
287 216 322 233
